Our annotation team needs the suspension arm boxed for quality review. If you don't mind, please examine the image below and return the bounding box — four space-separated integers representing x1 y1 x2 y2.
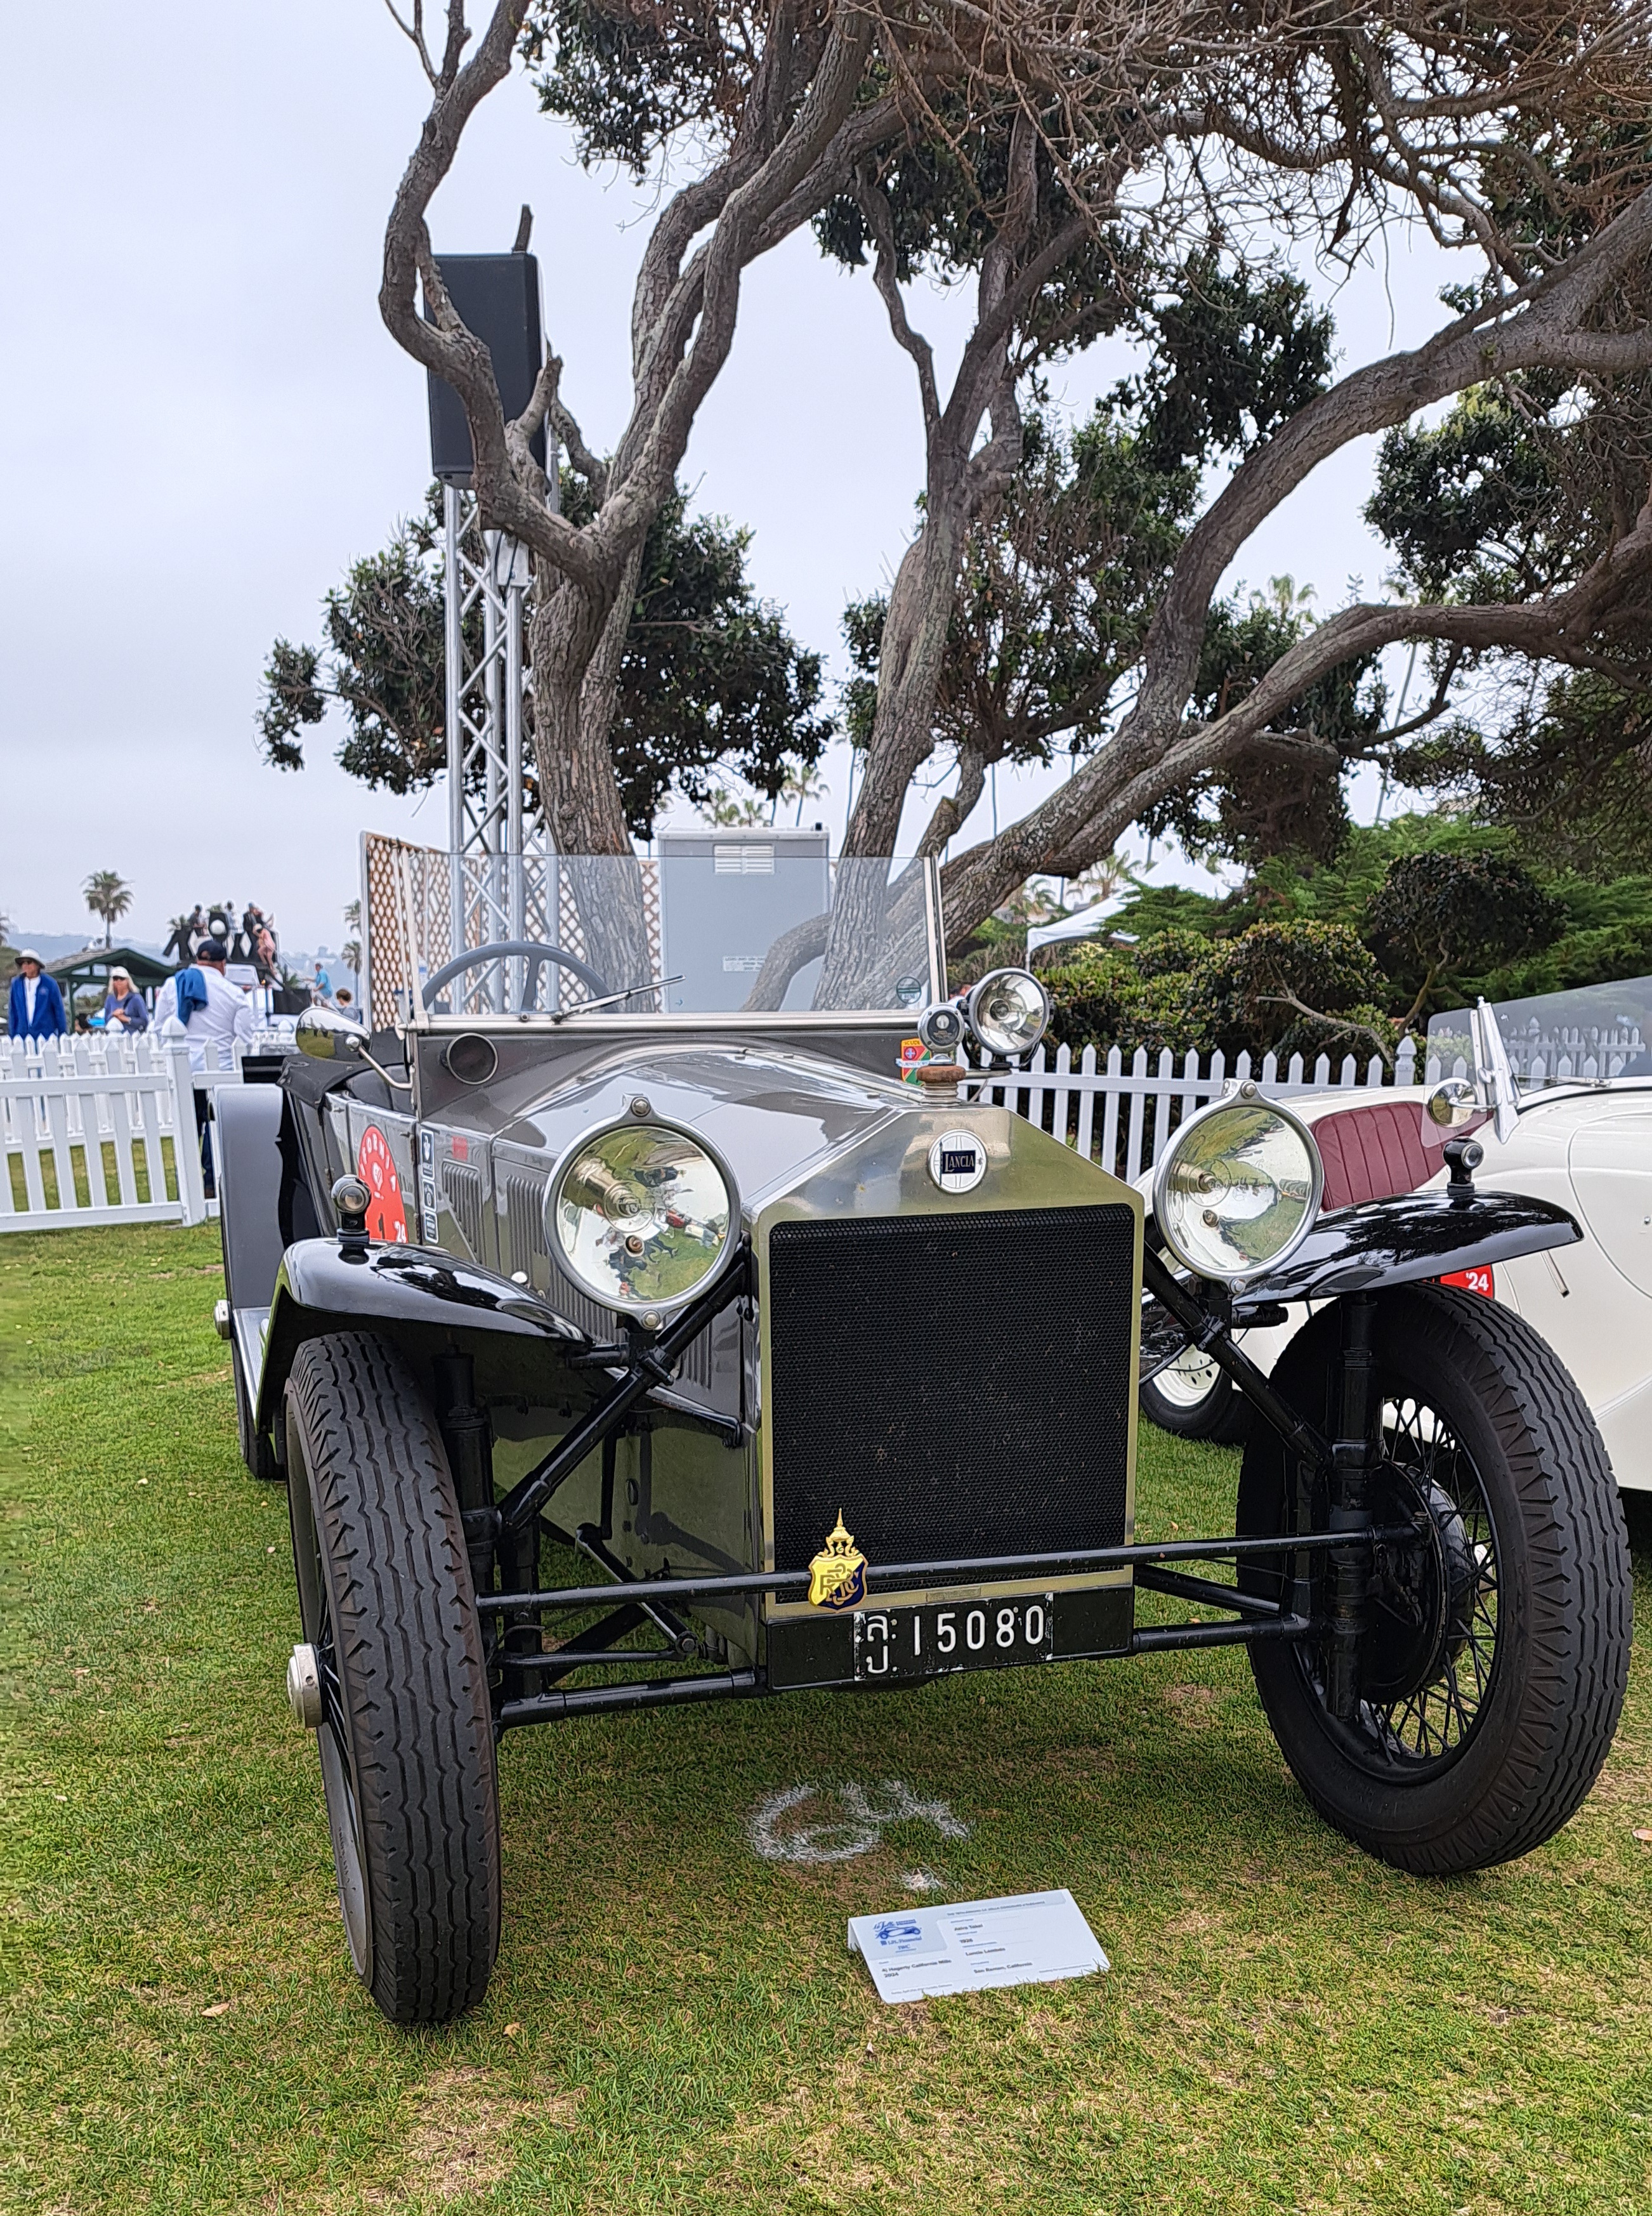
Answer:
495 1249 751 1535
1141 1247 1333 1473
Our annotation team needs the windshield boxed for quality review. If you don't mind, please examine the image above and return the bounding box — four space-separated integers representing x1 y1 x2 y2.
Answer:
1429 977 1652 1092
367 840 944 1023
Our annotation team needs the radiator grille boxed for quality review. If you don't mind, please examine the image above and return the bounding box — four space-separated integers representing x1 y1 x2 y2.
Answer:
441 1161 486 1261
503 1172 547 1270
766 1205 1135 1573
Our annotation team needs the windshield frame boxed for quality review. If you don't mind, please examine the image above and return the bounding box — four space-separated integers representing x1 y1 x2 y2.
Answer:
393 853 948 1032
1428 976 1652 1110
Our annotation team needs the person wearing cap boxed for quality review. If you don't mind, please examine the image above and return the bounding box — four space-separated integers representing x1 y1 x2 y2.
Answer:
168 938 253 1197
8 951 67 1042
102 965 149 1033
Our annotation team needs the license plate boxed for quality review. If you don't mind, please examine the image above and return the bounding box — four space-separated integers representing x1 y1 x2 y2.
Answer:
853 1596 1056 1681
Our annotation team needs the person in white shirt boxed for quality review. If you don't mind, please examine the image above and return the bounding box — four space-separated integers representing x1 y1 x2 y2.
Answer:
164 939 253 1197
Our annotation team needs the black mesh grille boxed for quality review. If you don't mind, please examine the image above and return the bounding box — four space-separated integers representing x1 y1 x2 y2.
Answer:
766 1205 1135 1572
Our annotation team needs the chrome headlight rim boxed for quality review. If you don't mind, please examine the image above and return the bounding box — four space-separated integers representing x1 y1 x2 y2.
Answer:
1151 1087 1324 1285
542 1111 742 1322
965 966 1051 1059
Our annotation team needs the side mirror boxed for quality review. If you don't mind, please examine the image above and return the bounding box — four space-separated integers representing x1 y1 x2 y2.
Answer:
296 1006 370 1063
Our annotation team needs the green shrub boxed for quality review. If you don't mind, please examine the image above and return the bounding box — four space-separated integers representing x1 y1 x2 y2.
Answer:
1047 919 1398 1064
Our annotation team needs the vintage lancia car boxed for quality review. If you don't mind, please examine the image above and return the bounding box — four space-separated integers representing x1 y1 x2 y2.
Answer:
214 851 1631 2024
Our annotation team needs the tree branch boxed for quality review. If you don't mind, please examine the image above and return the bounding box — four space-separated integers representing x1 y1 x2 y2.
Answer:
1259 990 1395 1068
383 0 440 85
854 170 940 435
1130 180 1652 740
940 481 1652 938
380 3 615 589
620 6 876 525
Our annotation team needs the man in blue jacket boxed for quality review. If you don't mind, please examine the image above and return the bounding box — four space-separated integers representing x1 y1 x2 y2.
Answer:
8 952 68 1041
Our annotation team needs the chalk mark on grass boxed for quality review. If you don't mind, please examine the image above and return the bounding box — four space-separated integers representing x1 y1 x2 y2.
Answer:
748 1781 969 1865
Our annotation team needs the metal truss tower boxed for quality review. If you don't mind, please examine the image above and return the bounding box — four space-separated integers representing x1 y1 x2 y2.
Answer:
442 487 541 990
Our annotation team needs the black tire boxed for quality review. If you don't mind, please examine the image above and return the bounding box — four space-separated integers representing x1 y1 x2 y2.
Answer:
233 1339 281 1482
1141 1346 1253 1445
1239 1286 1630 1873
284 1332 501 2023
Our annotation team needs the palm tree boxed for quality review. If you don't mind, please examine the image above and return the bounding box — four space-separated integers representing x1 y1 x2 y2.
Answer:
83 870 133 949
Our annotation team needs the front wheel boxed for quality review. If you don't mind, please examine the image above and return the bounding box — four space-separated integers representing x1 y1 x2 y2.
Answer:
284 1332 501 2023
1238 1287 1630 1874
1141 1345 1252 1445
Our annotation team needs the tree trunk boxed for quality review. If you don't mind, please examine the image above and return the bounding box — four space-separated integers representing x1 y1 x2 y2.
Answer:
844 500 964 860
527 562 652 993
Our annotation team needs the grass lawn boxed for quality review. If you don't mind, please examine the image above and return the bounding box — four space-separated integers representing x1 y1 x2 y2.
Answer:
3 1223 1651 2215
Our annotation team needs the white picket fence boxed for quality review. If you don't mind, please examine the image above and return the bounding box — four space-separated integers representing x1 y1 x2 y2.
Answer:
0 1036 273 1233
4 1020 1639 1235
969 1040 1431 1186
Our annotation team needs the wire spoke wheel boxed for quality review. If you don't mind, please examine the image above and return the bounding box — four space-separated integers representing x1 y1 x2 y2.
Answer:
1238 1285 1630 1875
1300 1392 1500 1776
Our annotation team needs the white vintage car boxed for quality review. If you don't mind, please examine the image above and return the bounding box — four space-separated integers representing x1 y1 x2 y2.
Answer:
1142 974 1652 1492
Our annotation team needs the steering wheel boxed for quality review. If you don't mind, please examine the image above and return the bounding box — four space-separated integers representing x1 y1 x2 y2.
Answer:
421 940 611 1014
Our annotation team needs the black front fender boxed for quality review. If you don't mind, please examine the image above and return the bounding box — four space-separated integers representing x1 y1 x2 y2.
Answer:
255 1240 589 1434
1231 1188 1580 1315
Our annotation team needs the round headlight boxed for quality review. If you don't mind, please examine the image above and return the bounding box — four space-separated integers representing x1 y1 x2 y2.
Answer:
1153 1091 1323 1283
545 1118 738 1320
966 967 1051 1059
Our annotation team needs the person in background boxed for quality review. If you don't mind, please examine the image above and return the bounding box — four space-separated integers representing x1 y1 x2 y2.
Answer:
8 951 67 1042
103 965 149 1032
167 938 252 1197
334 987 354 1011
313 959 332 999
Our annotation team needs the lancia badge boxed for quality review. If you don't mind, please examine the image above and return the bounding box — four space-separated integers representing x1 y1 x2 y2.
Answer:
928 1128 987 1194
808 1512 869 1609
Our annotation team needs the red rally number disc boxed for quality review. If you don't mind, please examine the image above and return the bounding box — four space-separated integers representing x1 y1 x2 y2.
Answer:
356 1125 409 1245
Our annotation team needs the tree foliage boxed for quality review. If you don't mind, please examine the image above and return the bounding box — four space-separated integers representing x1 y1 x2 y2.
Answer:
260 502 446 791
1361 346 1652 868
1047 920 1396 1065
1139 580 1387 870
1363 849 1565 1023
81 871 133 952
258 482 831 839
1395 671 1652 878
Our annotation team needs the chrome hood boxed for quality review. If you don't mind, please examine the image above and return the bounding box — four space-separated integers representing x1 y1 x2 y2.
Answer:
483 1042 922 1214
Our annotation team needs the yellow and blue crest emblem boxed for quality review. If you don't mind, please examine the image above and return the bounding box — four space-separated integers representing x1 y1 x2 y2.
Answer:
808 1512 868 1610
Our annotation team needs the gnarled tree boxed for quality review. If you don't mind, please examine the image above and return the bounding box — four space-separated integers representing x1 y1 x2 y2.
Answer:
377 1 1652 987
820 6 1652 949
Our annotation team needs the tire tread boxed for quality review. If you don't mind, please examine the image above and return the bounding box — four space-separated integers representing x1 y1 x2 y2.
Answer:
1243 1286 1631 1874
287 1332 500 2023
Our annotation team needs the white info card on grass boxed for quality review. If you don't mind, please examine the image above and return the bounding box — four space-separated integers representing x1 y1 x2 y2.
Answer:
848 1889 1108 2003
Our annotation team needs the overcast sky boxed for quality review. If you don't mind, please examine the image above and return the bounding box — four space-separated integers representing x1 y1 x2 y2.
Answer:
0 4 1460 951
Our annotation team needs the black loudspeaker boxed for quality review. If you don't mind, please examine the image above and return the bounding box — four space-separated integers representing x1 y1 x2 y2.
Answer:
426 252 546 485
